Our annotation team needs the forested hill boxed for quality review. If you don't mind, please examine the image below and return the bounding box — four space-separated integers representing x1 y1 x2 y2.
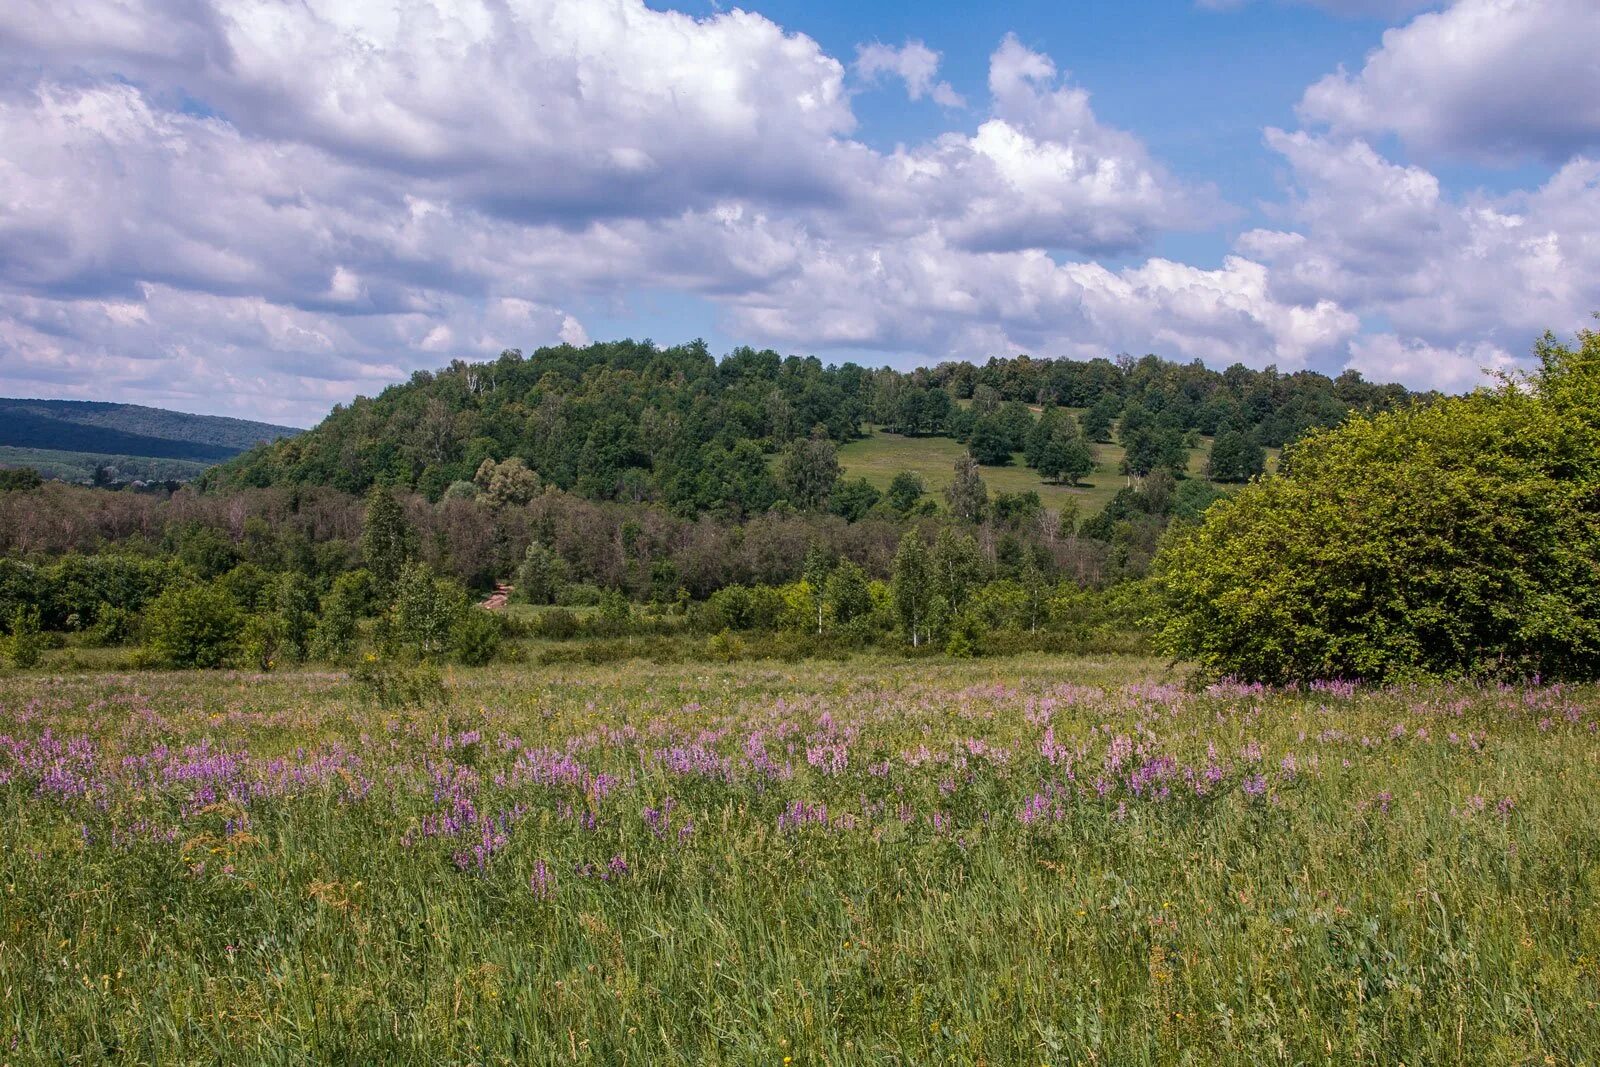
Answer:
0 398 300 464
211 339 1430 511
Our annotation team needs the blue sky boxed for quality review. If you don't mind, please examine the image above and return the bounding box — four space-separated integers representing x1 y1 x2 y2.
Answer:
0 0 1597 423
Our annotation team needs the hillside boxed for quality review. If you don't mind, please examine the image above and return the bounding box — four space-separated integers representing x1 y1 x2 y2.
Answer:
0 398 299 481
212 340 1423 517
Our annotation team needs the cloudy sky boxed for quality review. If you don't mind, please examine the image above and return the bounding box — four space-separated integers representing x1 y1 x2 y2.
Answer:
1 0 1597 425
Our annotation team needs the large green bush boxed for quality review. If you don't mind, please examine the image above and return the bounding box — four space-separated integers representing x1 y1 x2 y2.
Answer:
141 583 244 668
1153 328 1600 683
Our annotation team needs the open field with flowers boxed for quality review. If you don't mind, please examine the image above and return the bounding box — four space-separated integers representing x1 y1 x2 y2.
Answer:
4 654 1599 1064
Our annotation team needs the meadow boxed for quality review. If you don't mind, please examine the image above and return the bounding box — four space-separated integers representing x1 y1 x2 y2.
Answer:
4 654 1598 1064
836 429 1235 518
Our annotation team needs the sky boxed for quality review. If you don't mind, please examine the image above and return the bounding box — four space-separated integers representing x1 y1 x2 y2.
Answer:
0 0 1597 426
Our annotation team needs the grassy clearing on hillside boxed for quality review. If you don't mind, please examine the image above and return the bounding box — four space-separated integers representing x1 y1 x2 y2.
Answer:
838 430 1175 517
840 428 1277 518
4 656 1598 1063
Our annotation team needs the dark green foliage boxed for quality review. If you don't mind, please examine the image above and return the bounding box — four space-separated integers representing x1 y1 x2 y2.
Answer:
1 607 43 668
0 467 42 492
1207 429 1266 482
967 415 1013 465
453 609 504 666
173 524 240 579
515 542 566 605
777 434 841 511
1124 430 1188 478
1080 397 1119 442
273 572 319 663
885 471 926 514
990 491 1043 530
362 488 413 588
1155 327 1600 683
141 583 244 668
311 571 371 661
830 477 882 522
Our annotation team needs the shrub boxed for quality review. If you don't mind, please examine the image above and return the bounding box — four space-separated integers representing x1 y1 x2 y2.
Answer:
453 609 504 666
2 607 43 669
351 656 445 709
1154 327 1600 683
141 583 243 669
236 614 284 672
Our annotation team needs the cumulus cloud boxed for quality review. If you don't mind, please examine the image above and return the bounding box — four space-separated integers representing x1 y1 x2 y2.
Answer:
1346 334 1519 393
855 40 964 107
0 1 1245 420
1299 0 1600 162
1242 129 1600 363
0 0 1588 417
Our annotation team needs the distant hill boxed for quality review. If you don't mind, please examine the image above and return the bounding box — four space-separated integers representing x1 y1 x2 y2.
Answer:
0 398 300 482
211 340 1425 515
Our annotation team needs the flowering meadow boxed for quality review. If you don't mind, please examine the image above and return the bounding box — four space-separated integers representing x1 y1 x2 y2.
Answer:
4 655 1599 1064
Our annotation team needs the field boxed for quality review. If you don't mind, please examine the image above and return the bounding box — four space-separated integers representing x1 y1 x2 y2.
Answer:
5 655 1599 1063
837 430 1215 518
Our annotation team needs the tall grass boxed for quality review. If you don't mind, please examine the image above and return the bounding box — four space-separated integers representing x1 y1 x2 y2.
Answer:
3 656 1597 1063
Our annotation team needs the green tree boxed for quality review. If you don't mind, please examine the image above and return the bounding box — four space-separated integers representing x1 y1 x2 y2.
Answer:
273 572 319 663
474 457 541 506
1038 430 1095 485
777 433 841 511
891 532 933 647
944 454 988 522
0 468 43 492
453 609 504 666
929 529 985 624
1 607 42 668
1122 425 1187 478
1154 325 1600 683
362 488 413 589
830 477 882 522
311 571 371 661
823 560 872 635
886 471 926 514
142 583 243 668
516 542 566 605
968 415 1013 465
802 544 835 635
1207 429 1266 482
1081 396 1119 442
389 563 466 659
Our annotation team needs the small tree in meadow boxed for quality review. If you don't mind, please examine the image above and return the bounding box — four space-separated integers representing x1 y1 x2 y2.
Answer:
2 607 43 669
142 583 243 669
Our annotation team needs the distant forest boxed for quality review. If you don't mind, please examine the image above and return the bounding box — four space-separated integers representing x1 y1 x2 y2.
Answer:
213 340 1429 510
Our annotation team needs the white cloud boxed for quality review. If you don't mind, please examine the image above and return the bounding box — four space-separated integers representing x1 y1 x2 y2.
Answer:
855 40 965 107
1 0 1589 418
1346 333 1518 392
1238 129 1600 387
1299 0 1600 162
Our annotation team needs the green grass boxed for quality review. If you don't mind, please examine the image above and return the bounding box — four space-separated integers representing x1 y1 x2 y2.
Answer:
840 427 1280 518
840 429 1196 518
2 656 1597 1063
